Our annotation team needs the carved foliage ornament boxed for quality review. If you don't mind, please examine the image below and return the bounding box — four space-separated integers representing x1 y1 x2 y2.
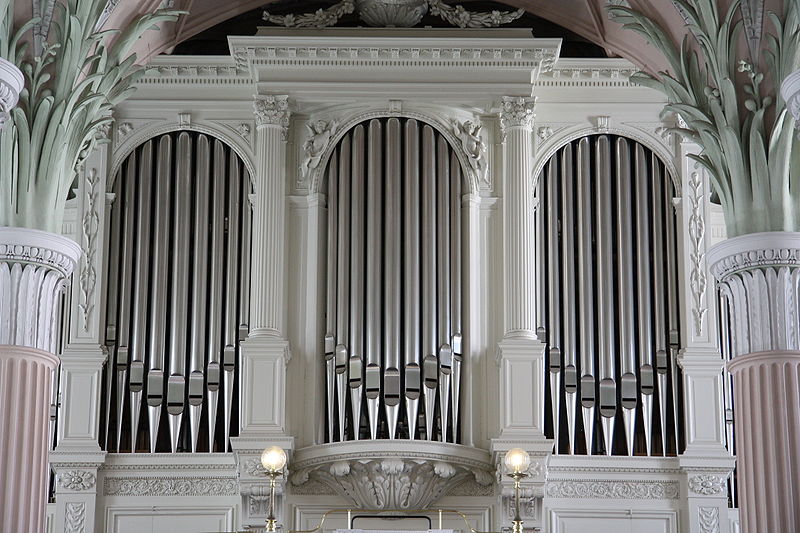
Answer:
545 480 680 499
264 0 523 29
253 95 291 139
500 96 536 135
687 171 708 336
59 470 97 491
79 169 101 332
699 506 721 533
688 474 727 496
291 458 494 510
0 58 23 130
105 477 238 496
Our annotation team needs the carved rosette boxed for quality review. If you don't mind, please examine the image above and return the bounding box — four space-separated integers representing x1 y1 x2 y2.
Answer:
290 443 495 510
0 58 24 130
253 95 291 139
687 474 728 496
708 232 800 357
0 227 82 352
500 96 536 135
58 470 97 491
781 69 800 125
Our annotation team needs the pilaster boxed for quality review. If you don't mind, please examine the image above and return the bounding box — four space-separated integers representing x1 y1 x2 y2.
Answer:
50 451 105 533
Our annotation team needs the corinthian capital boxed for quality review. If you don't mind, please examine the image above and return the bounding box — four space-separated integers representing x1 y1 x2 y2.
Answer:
500 96 536 135
254 95 291 138
0 58 24 131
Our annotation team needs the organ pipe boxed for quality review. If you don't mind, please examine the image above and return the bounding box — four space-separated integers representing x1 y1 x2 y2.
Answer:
543 135 681 457
324 152 338 442
324 117 465 442
103 131 250 453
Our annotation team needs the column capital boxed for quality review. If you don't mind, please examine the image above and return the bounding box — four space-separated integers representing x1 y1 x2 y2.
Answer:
253 94 291 138
499 96 536 135
0 57 24 130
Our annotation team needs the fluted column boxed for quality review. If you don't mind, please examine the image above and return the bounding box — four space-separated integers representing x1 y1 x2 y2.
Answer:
500 96 538 340
708 233 800 533
250 94 290 338
0 227 81 533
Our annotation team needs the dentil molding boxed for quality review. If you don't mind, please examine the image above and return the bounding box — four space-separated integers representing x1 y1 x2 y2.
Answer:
708 232 800 356
0 57 23 130
0 227 82 351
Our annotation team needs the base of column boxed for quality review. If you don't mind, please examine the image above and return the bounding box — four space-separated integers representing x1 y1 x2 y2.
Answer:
728 350 800 533
0 345 59 533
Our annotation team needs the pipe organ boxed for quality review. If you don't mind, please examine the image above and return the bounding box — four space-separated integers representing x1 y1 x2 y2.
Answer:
323 118 464 442
539 134 683 457
101 131 252 453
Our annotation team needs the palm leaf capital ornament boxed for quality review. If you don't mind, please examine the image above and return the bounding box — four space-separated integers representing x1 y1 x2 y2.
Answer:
609 0 800 237
0 0 182 232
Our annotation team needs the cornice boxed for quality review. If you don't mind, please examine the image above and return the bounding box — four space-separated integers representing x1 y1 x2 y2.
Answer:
140 57 252 85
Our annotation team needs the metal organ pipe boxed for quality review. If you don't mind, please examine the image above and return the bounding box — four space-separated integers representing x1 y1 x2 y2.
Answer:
384 118 402 439
421 124 439 441
338 133 354 442
323 118 465 442
576 137 596 455
188 135 211 453
403 120 422 439
347 128 363 441
166 132 192 453
365 119 384 440
560 144 578 455
543 134 681 458
103 131 250 454
324 152 339 442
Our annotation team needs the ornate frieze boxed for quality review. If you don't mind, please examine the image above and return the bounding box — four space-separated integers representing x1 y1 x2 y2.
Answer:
545 480 680 499
500 96 536 134
254 95 291 139
59 470 97 492
104 477 239 496
688 474 728 496
0 58 23 130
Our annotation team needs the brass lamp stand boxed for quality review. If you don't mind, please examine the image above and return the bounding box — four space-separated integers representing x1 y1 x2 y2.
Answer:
503 448 531 533
261 446 288 532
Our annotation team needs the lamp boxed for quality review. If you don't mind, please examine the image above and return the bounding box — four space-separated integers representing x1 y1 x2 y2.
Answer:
260 446 287 532
503 448 530 533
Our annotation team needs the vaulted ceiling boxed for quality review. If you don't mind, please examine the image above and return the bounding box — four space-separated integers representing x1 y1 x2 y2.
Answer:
98 0 691 73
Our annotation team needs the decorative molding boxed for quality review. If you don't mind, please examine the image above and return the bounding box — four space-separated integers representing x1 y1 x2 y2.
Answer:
301 119 338 187
500 96 536 135
699 506 721 533
292 457 493 510
537 61 638 88
545 480 680 499
687 171 708 336
238 123 252 140
264 0 356 28
59 470 97 491
708 232 800 356
594 115 610 132
0 58 23 130
104 477 239 496
537 126 554 142
688 474 727 496
78 169 101 332
254 95 291 139
427 0 524 28
140 62 251 85
0 227 82 351
64 502 86 533
452 119 488 188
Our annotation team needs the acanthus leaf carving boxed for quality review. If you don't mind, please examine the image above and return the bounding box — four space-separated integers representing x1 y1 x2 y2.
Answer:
500 96 536 138
545 480 680 499
253 95 291 140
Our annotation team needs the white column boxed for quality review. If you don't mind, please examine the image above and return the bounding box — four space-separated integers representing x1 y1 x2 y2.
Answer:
0 227 81 533
491 96 550 533
673 139 735 533
708 233 800 533
232 96 294 519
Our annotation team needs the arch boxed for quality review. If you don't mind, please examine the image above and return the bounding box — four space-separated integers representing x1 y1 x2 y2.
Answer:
308 107 480 195
110 120 256 192
533 124 680 194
